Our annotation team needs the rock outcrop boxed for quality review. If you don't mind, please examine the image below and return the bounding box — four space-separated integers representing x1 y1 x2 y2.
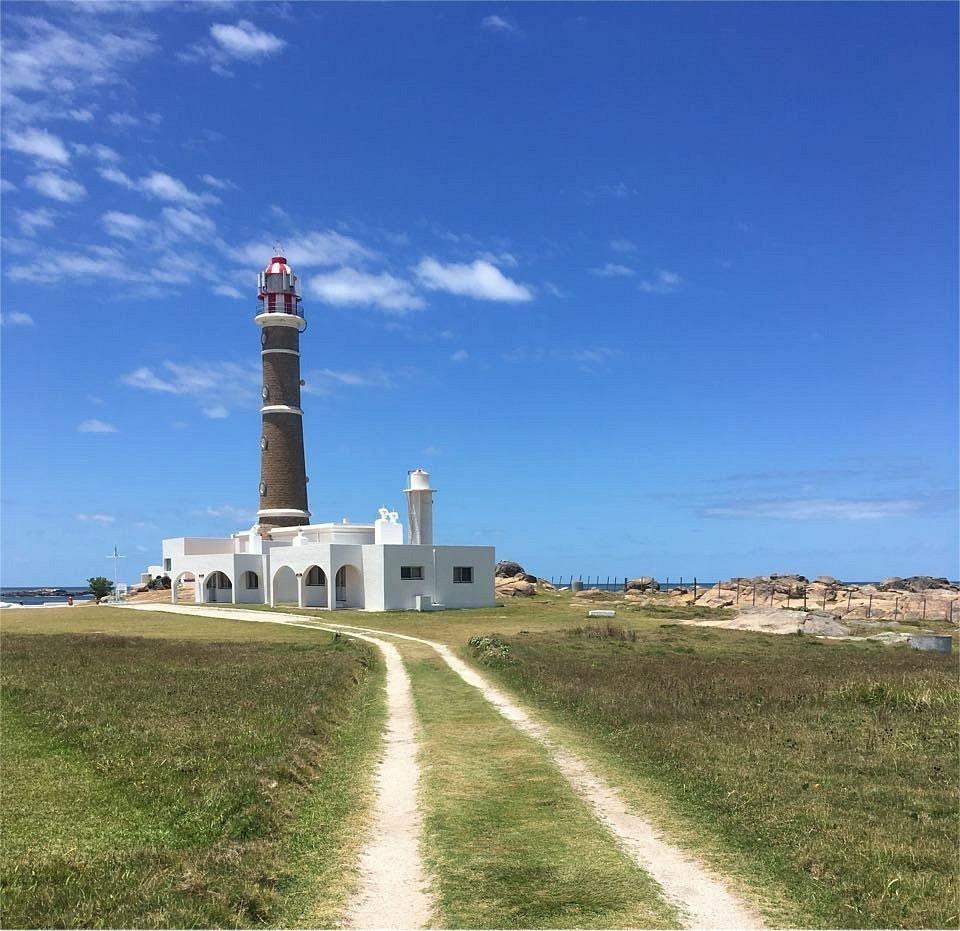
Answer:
625 576 660 592
495 560 539 597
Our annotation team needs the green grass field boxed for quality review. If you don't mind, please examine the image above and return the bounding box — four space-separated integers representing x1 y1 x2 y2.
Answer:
2 598 957 929
468 622 960 929
1 610 385 928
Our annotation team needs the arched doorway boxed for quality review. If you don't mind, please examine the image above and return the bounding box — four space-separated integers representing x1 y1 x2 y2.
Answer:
334 564 364 609
171 571 195 604
272 565 298 605
204 571 233 604
303 565 327 607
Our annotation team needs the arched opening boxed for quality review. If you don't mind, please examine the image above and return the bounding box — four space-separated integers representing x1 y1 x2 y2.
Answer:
303 565 327 607
204 571 233 604
272 565 298 605
171 571 195 604
243 570 260 590
334 564 364 609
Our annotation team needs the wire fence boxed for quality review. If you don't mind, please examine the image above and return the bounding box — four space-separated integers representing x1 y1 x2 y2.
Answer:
545 575 959 624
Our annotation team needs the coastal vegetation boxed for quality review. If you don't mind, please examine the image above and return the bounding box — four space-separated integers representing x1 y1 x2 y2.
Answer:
1 610 384 928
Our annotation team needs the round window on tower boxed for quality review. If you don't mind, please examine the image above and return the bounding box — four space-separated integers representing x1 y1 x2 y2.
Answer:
260 436 268 450
259 482 267 496
261 385 269 401
261 331 268 347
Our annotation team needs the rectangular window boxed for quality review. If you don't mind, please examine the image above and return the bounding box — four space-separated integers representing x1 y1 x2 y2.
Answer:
453 566 474 584
400 565 424 581
163 558 171 571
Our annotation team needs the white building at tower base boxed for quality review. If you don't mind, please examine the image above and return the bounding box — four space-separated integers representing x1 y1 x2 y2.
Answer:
160 470 495 612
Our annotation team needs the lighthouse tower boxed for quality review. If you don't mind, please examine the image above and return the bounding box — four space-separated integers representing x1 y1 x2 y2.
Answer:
255 252 309 529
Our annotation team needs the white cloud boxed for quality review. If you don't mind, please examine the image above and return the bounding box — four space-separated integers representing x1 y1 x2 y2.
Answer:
704 498 923 521
1 179 17 193
108 112 141 128
101 210 151 240
1 16 157 126
161 206 216 239
202 504 254 521
302 367 398 395
229 230 373 268
122 359 261 414
415 257 533 302
26 171 86 202
450 349 469 362
309 267 424 312
200 173 233 190
639 269 682 294
73 142 120 163
590 262 635 278
5 127 70 164
78 418 118 433
213 284 243 299
100 167 216 207
76 512 115 524
610 238 637 253
210 20 285 59
16 207 55 236
202 405 229 419
481 15 516 32
0 311 35 326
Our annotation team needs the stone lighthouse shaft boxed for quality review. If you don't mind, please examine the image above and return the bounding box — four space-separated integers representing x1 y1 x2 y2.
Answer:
255 254 310 529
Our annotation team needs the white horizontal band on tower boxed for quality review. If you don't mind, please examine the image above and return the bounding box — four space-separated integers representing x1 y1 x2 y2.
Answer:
260 405 303 415
261 348 300 357
255 312 306 332
257 508 311 518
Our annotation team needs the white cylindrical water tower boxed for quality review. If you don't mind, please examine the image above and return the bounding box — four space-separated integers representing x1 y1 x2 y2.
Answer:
404 468 434 545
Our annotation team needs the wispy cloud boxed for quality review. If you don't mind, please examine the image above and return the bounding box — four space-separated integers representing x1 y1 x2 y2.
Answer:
182 20 286 75
610 238 637 253
481 15 517 32
450 349 469 362
213 284 244 299
16 207 56 236
228 230 374 268
76 512 115 524
415 257 533 302
100 168 218 207
309 267 424 312
77 418 118 433
638 269 682 294
122 359 261 415
26 171 86 202
201 504 255 521
703 498 923 521
590 262 635 278
0 311 35 327
200 173 234 190
101 210 151 240
4 127 70 164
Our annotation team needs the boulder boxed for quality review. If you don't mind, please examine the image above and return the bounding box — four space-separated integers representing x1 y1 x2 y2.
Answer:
495 577 536 597
495 560 526 579
878 576 957 593
625 576 660 592
814 576 839 586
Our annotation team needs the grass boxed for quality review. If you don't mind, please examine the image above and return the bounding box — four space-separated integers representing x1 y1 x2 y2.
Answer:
467 622 959 929
1 609 385 928
404 642 680 929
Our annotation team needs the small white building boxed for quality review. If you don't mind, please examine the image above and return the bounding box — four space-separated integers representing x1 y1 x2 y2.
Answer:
160 469 495 611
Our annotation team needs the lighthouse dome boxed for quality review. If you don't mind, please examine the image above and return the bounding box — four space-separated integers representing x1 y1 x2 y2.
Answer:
265 255 292 275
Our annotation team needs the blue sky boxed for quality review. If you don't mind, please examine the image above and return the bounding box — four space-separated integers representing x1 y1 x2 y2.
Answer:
1 1 957 585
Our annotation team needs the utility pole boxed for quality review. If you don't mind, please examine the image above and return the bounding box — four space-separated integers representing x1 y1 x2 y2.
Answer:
107 545 125 603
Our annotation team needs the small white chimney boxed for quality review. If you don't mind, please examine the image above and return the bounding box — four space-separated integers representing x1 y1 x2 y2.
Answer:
404 468 434 545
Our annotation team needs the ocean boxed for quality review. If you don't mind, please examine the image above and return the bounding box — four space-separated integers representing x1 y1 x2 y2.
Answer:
1 586 95 606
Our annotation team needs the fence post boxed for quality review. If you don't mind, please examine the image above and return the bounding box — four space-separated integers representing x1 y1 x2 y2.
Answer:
803 586 807 611
922 596 926 620
693 577 697 601
821 589 826 610
786 587 790 608
847 590 852 612
736 580 741 604
868 593 873 618
752 584 756 606
894 597 899 621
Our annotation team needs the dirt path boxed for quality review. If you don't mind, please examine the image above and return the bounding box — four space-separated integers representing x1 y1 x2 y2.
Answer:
134 605 762 928
319 619 765 930
127 606 432 929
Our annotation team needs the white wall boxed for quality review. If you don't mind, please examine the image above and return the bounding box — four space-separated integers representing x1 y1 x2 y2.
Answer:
434 546 496 608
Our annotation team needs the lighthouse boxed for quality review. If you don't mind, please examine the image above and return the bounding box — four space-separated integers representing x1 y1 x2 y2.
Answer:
255 252 310 529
